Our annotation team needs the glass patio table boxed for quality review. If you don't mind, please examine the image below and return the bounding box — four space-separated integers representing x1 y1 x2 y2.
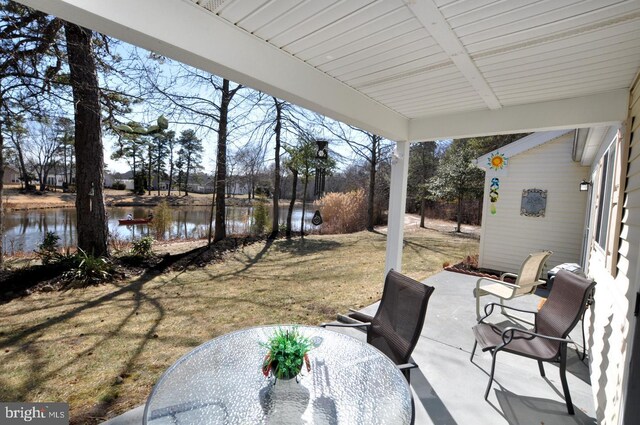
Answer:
143 325 413 424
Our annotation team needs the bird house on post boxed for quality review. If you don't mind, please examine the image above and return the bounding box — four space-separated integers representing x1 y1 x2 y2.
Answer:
314 140 328 198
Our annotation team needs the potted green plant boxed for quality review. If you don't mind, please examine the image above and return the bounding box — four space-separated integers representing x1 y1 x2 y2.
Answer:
261 327 312 380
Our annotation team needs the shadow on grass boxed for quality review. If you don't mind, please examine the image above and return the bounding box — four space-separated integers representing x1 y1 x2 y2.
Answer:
0 265 167 424
275 238 342 255
0 235 336 423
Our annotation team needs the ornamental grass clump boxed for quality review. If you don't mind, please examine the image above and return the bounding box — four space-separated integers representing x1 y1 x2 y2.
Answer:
315 189 367 234
261 327 312 380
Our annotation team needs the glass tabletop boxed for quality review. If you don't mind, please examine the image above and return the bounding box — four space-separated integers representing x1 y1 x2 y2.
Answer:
143 325 413 424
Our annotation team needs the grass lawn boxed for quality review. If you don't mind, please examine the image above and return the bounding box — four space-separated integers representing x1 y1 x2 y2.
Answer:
0 227 478 424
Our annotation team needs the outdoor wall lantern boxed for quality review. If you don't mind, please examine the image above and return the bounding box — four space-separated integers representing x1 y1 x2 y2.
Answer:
579 180 592 192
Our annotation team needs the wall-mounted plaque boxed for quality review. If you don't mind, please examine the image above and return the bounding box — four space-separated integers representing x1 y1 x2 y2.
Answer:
521 189 547 217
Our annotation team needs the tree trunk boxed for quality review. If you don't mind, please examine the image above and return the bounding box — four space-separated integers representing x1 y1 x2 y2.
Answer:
62 145 68 185
367 153 376 231
286 167 298 239
13 141 29 188
65 23 108 257
269 99 282 239
156 145 161 196
147 145 152 195
184 157 190 196
207 170 217 245
214 79 232 242
420 197 426 228
456 195 462 232
301 172 309 238
0 129 4 268
167 160 173 196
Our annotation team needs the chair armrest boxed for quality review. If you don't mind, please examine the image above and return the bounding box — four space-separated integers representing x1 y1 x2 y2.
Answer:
500 327 573 346
476 277 520 290
485 303 538 316
320 322 371 329
478 302 537 323
500 272 518 281
347 310 374 323
396 362 418 371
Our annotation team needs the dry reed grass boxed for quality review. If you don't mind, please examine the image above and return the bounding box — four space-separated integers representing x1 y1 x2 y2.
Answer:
316 189 368 234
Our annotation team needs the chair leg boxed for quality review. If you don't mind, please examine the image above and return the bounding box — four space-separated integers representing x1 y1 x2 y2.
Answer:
559 345 575 415
485 350 498 400
470 341 478 361
579 311 587 361
402 367 411 385
538 360 545 377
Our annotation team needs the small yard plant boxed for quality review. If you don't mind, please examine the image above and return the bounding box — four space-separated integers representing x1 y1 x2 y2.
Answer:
62 248 114 288
251 197 269 235
261 327 312 380
35 231 62 265
131 236 154 258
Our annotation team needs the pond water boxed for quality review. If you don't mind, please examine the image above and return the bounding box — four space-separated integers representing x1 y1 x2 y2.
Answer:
2 205 316 254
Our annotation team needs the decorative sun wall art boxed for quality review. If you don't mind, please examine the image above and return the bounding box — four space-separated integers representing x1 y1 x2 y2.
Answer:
488 152 508 171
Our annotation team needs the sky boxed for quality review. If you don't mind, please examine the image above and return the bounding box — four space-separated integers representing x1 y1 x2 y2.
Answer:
101 44 361 175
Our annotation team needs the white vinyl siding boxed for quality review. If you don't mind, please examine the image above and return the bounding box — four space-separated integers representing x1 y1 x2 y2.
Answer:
587 73 639 424
478 132 589 273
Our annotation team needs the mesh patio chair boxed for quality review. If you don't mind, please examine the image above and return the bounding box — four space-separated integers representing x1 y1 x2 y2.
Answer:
321 269 435 383
474 250 552 321
470 270 596 415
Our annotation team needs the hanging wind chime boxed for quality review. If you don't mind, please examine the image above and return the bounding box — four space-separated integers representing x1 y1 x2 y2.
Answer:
312 140 328 226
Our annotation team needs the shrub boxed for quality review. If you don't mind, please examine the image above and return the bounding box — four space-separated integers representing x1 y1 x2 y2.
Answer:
35 231 62 265
111 181 126 190
315 189 367 234
62 248 114 288
152 200 173 240
131 236 154 258
251 197 269 235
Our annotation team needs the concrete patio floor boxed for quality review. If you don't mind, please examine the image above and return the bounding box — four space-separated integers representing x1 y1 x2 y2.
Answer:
404 270 595 425
103 270 595 425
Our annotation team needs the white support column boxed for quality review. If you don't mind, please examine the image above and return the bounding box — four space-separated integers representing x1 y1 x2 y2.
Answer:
385 140 410 275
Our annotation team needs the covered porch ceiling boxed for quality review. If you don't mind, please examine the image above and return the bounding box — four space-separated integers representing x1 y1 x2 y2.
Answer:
15 0 640 142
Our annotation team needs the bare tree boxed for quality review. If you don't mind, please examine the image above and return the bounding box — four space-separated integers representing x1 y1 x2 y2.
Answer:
5 117 31 188
321 120 393 230
25 119 61 191
213 79 242 242
233 140 267 198
177 129 203 196
135 58 247 243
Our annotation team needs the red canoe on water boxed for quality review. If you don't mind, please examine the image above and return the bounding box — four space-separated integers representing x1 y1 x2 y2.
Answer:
118 218 152 225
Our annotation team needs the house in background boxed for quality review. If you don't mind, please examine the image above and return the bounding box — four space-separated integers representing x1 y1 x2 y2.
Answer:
2 165 21 185
475 130 590 273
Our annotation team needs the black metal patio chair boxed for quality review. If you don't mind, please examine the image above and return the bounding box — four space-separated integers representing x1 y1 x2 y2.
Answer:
321 269 435 383
470 269 596 415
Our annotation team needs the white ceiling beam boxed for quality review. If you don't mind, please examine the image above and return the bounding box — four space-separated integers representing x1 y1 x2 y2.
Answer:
409 89 629 141
408 0 502 110
14 0 409 141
